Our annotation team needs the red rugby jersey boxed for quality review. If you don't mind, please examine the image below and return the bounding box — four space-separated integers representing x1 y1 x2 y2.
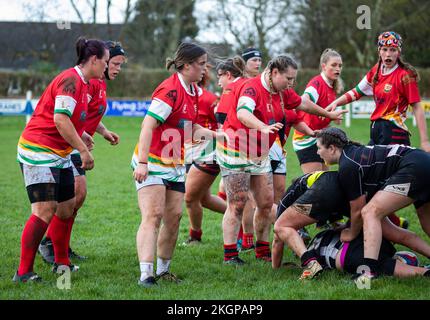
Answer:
222 74 298 158
145 73 199 164
20 66 89 156
298 74 336 130
197 87 218 130
216 77 248 121
357 63 421 130
85 79 107 136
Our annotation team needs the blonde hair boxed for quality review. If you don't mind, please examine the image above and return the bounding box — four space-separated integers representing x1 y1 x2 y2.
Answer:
320 48 344 94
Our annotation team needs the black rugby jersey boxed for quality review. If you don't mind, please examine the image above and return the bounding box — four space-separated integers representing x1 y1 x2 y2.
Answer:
338 144 414 201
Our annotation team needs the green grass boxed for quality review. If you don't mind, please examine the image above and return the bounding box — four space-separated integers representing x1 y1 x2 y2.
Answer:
1 116 430 300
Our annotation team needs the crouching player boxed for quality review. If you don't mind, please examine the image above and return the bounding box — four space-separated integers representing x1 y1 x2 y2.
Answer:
273 171 430 280
306 229 430 278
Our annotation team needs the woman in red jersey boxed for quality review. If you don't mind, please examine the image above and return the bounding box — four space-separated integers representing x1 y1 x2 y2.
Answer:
14 37 109 282
38 41 126 264
132 43 222 287
293 49 344 174
183 65 226 245
217 55 346 265
328 31 430 152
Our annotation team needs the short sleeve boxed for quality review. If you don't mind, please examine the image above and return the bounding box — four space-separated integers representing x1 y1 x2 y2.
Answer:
237 85 258 113
401 73 421 105
283 89 302 110
356 70 374 97
146 86 175 123
304 83 320 104
54 75 81 117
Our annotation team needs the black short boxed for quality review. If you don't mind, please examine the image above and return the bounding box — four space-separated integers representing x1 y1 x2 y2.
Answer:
369 119 411 146
277 172 350 222
215 112 227 125
20 164 75 203
71 153 86 176
295 144 324 165
343 233 396 276
162 179 185 193
271 160 286 176
187 162 220 176
382 149 430 209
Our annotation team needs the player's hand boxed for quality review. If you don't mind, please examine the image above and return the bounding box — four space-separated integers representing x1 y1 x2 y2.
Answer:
421 141 430 153
328 108 348 121
133 163 148 183
261 122 283 134
81 131 94 151
80 150 94 170
104 130 120 145
340 228 355 242
326 102 338 112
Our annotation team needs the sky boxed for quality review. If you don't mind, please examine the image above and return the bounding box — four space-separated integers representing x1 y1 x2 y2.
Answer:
0 0 227 43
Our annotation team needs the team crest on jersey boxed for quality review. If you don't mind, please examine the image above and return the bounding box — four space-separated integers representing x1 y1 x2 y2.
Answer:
60 76 77 95
87 94 92 103
401 74 415 85
166 90 178 103
266 103 272 112
384 84 392 93
244 87 256 97
80 111 87 121
182 104 187 113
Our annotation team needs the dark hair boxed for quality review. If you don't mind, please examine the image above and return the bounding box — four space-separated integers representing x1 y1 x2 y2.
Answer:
267 55 298 73
76 37 108 65
166 42 207 71
216 55 246 78
316 127 362 149
266 55 298 92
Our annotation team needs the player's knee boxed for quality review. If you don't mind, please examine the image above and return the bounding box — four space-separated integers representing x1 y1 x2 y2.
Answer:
74 189 87 210
361 203 379 220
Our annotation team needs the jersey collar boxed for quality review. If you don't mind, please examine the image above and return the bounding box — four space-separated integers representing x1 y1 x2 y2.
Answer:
177 72 196 96
260 73 271 93
320 72 333 88
74 66 89 84
381 63 399 76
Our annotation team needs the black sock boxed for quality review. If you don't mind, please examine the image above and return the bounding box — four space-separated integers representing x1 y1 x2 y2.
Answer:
362 258 380 275
424 270 430 277
300 250 318 267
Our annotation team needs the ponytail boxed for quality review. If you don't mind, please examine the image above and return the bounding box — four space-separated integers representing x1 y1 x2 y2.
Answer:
75 36 108 65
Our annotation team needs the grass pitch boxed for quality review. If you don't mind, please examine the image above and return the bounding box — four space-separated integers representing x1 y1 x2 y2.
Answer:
1 116 430 300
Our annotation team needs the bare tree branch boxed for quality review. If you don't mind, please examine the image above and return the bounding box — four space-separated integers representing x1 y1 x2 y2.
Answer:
70 0 84 23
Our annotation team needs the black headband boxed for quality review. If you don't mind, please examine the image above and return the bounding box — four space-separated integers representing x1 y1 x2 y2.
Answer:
242 48 262 62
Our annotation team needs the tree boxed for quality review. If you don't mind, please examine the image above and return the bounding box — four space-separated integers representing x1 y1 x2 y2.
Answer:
124 0 199 67
201 0 292 62
288 0 430 68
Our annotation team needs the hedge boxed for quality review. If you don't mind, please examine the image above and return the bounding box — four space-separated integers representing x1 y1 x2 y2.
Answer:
2 67 430 99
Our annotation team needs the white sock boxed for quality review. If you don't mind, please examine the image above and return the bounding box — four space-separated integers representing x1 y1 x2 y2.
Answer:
139 262 153 281
156 257 171 276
